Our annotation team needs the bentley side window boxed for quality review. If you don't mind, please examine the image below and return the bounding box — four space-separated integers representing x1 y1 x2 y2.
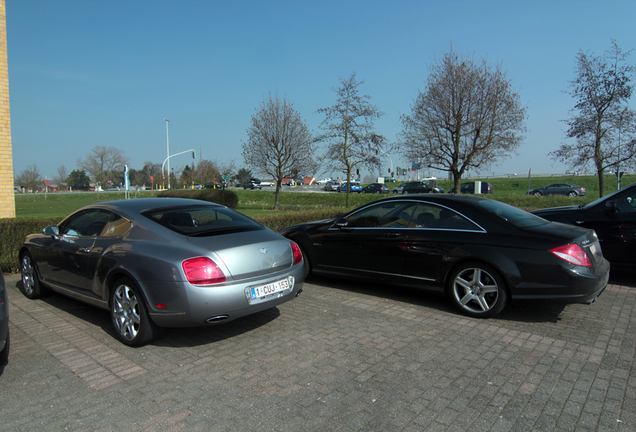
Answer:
59 210 113 237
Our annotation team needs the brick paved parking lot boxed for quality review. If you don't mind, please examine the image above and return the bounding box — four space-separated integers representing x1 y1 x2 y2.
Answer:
1 272 635 431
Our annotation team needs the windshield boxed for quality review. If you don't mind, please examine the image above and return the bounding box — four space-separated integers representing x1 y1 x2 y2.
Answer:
142 205 263 236
475 199 548 228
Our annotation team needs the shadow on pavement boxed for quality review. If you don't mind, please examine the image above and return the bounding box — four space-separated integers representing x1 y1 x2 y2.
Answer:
310 275 570 324
14 279 282 348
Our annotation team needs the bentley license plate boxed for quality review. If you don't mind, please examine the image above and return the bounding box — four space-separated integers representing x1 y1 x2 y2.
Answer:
250 278 289 300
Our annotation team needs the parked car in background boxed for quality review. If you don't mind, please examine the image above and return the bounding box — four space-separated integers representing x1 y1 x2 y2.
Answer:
532 182 636 270
19 198 305 346
338 182 362 193
280 194 609 318
361 183 390 194
449 182 493 194
242 178 262 189
392 183 406 194
259 180 274 186
527 183 586 197
324 180 341 192
204 181 222 189
0 269 9 371
316 178 332 185
401 181 444 194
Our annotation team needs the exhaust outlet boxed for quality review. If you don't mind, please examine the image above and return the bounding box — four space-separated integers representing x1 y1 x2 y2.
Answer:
206 315 229 323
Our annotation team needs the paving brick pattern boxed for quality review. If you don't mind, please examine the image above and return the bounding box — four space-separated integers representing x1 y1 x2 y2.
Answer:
1 273 634 431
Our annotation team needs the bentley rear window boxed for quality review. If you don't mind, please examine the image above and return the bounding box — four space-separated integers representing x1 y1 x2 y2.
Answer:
143 206 263 235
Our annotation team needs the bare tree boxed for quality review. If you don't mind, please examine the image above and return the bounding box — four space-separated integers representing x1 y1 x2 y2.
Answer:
193 159 221 184
15 164 42 194
243 93 317 209
219 160 236 186
550 40 636 196
135 161 162 189
317 72 385 207
56 165 68 191
78 146 129 186
400 50 527 193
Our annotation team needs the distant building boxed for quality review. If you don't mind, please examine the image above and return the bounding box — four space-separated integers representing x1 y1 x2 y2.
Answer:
43 179 60 191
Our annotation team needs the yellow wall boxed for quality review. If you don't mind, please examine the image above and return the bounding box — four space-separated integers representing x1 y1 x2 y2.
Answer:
0 0 15 218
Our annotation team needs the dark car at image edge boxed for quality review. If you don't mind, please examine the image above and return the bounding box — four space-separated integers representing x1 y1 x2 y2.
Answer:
0 269 9 371
280 194 609 318
532 182 636 270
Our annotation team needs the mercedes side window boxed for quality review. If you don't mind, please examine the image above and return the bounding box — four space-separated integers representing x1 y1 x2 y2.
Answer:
411 203 482 231
345 202 418 228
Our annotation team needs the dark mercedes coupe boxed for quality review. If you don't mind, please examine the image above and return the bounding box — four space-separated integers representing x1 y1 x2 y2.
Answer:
280 195 609 318
20 198 305 346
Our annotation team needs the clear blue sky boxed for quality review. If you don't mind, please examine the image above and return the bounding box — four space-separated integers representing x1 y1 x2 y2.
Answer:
7 0 636 182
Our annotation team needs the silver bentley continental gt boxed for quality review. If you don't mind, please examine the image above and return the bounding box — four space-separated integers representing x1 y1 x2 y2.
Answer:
19 198 305 346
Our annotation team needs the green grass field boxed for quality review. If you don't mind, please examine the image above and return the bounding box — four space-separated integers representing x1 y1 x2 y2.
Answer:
13 174 636 219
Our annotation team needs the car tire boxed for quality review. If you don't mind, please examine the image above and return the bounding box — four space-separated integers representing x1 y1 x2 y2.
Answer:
404 190 409 195
0 331 9 367
362 190 367 194
110 277 161 347
568 191 577 197
533 191 542 196
447 262 508 318
20 251 46 299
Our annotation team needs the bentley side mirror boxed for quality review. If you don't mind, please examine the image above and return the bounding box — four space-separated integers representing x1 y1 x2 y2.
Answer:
43 226 60 238
605 200 617 213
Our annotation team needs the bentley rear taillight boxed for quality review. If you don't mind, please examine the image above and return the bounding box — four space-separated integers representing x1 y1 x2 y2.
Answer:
291 241 303 265
182 257 226 285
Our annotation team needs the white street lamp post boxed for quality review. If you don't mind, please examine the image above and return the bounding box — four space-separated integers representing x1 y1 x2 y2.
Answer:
162 149 196 188
164 118 170 189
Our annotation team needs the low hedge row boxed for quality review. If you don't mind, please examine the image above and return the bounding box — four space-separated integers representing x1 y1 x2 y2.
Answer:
1 217 62 273
0 209 344 274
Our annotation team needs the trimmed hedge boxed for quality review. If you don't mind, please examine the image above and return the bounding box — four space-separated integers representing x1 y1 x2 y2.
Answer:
0 209 344 274
157 189 239 208
1 217 62 273
253 209 344 232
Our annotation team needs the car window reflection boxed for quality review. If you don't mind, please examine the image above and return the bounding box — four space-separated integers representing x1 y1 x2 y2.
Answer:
60 209 113 237
411 204 482 230
341 201 483 231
